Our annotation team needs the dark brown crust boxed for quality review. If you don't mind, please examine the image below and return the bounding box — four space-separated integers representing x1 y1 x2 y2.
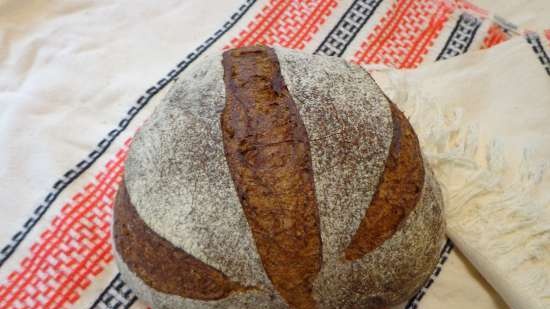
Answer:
113 180 251 300
221 46 322 309
344 103 425 260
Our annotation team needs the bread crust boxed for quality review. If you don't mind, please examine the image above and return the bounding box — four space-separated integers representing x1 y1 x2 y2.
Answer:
221 46 322 309
345 102 425 260
113 181 249 300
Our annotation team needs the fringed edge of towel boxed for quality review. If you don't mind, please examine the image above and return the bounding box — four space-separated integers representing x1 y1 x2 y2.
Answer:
370 68 550 309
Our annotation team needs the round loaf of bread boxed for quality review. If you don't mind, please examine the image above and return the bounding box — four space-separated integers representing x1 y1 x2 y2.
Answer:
113 46 445 309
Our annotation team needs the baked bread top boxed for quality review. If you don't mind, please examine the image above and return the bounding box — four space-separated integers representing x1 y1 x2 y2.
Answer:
114 46 445 309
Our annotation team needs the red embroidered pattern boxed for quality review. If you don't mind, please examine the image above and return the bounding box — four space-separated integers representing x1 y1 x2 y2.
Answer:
353 0 454 68
227 0 338 49
0 139 130 309
482 23 510 49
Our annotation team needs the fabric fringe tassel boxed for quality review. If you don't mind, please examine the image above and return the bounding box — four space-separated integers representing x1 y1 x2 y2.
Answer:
370 68 550 309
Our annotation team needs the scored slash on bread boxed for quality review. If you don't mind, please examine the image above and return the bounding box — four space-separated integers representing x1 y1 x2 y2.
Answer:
221 46 322 309
114 181 253 300
345 103 425 260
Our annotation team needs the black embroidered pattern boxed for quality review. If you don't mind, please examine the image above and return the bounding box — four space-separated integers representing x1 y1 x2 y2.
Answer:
89 274 137 309
315 0 384 56
437 13 482 61
526 32 550 76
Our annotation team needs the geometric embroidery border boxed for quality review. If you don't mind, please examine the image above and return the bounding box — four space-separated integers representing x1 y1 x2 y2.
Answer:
351 0 456 68
315 0 384 56
526 32 550 76
437 12 482 61
89 274 137 309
